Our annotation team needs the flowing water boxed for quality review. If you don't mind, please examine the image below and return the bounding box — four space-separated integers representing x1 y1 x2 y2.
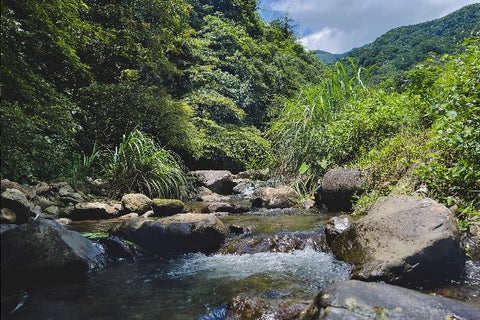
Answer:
2 208 479 319
2 211 352 319
2 248 350 319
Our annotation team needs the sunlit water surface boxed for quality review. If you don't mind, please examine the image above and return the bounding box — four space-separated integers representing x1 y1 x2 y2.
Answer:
4 248 350 320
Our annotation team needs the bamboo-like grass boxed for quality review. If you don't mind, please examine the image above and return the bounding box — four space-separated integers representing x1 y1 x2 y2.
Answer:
267 60 368 185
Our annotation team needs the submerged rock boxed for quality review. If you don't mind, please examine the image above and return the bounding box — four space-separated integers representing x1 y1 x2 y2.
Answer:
191 170 236 195
112 213 228 257
226 295 309 320
318 168 367 211
331 196 465 285
299 280 480 320
98 236 141 262
151 198 185 216
220 231 326 255
1 219 105 282
121 193 152 214
251 186 298 209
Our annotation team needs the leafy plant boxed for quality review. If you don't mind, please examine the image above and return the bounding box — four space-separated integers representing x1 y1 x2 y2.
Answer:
267 60 368 189
104 130 189 199
67 144 105 187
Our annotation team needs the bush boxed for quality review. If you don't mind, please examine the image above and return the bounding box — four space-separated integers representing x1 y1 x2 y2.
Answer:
184 91 245 124
74 82 195 151
104 130 189 199
190 118 271 173
415 39 480 207
267 61 368 181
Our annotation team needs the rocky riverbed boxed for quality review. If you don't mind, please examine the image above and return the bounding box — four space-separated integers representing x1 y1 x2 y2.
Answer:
1 169 479 319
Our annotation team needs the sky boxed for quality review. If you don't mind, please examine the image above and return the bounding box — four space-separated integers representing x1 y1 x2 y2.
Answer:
259 0 480 53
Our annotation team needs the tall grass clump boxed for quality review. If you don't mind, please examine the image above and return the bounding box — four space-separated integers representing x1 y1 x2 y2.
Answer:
67 144 105 187
105 130 189 199
267 60 368 187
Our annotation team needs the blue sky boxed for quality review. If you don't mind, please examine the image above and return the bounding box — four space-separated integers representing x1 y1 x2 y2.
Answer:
259 0 479 53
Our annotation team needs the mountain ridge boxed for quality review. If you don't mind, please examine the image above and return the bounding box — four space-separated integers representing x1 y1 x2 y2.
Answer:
344 3 480 83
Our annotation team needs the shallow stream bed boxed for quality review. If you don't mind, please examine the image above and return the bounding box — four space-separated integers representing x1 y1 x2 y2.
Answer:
2 209 479 319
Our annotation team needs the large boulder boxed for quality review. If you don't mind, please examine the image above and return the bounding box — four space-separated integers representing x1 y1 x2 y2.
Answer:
112 213 228 257
151 198 185 217
251 186 298 209
69 202 120 220
300 280 480 320
191 170 236 195
331 196 465 285
318 168 367 211
1 188 32 224
121 193 153 214
1 219 105 282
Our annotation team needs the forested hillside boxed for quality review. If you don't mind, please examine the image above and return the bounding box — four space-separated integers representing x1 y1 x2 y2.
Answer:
1 0 478 220
346 3 480 84
314 50 347 64
1 0 323 184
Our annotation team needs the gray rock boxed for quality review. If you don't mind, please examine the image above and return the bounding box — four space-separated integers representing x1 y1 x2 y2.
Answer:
112 213 228 257
98 236 140 262
1 188 31 223
319 168 367 211
32 196 56 210
331 196 465 285
191 170 236 195
45 205 60 217
70 202 120 220
463 223 480 261
0 179 35 199
207 202 250 214
151 198 185 217
55 218 72 225
121 193 152 214
118 212 139 219
226 295 308 320
220 231 326 255
324 215 353 246
300 280 480 320
1 219 105 281
251 186 298 209
1 208 16 224
141 210 155 218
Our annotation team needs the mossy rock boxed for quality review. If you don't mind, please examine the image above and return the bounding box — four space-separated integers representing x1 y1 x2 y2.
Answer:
151 199 185 217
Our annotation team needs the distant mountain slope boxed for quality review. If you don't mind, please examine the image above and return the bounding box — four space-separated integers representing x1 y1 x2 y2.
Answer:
314 50 348 64
346 3 480 83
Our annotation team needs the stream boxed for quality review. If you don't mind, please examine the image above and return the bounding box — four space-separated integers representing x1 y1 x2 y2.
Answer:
2 206 479 319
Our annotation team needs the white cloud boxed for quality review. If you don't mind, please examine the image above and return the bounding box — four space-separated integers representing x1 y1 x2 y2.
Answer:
261 0 480 53
299 27 345 53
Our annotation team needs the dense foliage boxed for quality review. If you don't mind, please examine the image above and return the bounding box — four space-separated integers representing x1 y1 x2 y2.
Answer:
1 0 323 186
346 3 480 84
268 38 479 220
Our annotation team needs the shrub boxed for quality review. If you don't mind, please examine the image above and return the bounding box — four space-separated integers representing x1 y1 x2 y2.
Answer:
267 61 368 181
190 118 271 173
184 91 245 124
104 130 189 199
74 82 195 152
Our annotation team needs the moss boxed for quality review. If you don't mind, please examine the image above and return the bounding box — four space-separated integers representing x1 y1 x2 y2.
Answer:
152 199 185 207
